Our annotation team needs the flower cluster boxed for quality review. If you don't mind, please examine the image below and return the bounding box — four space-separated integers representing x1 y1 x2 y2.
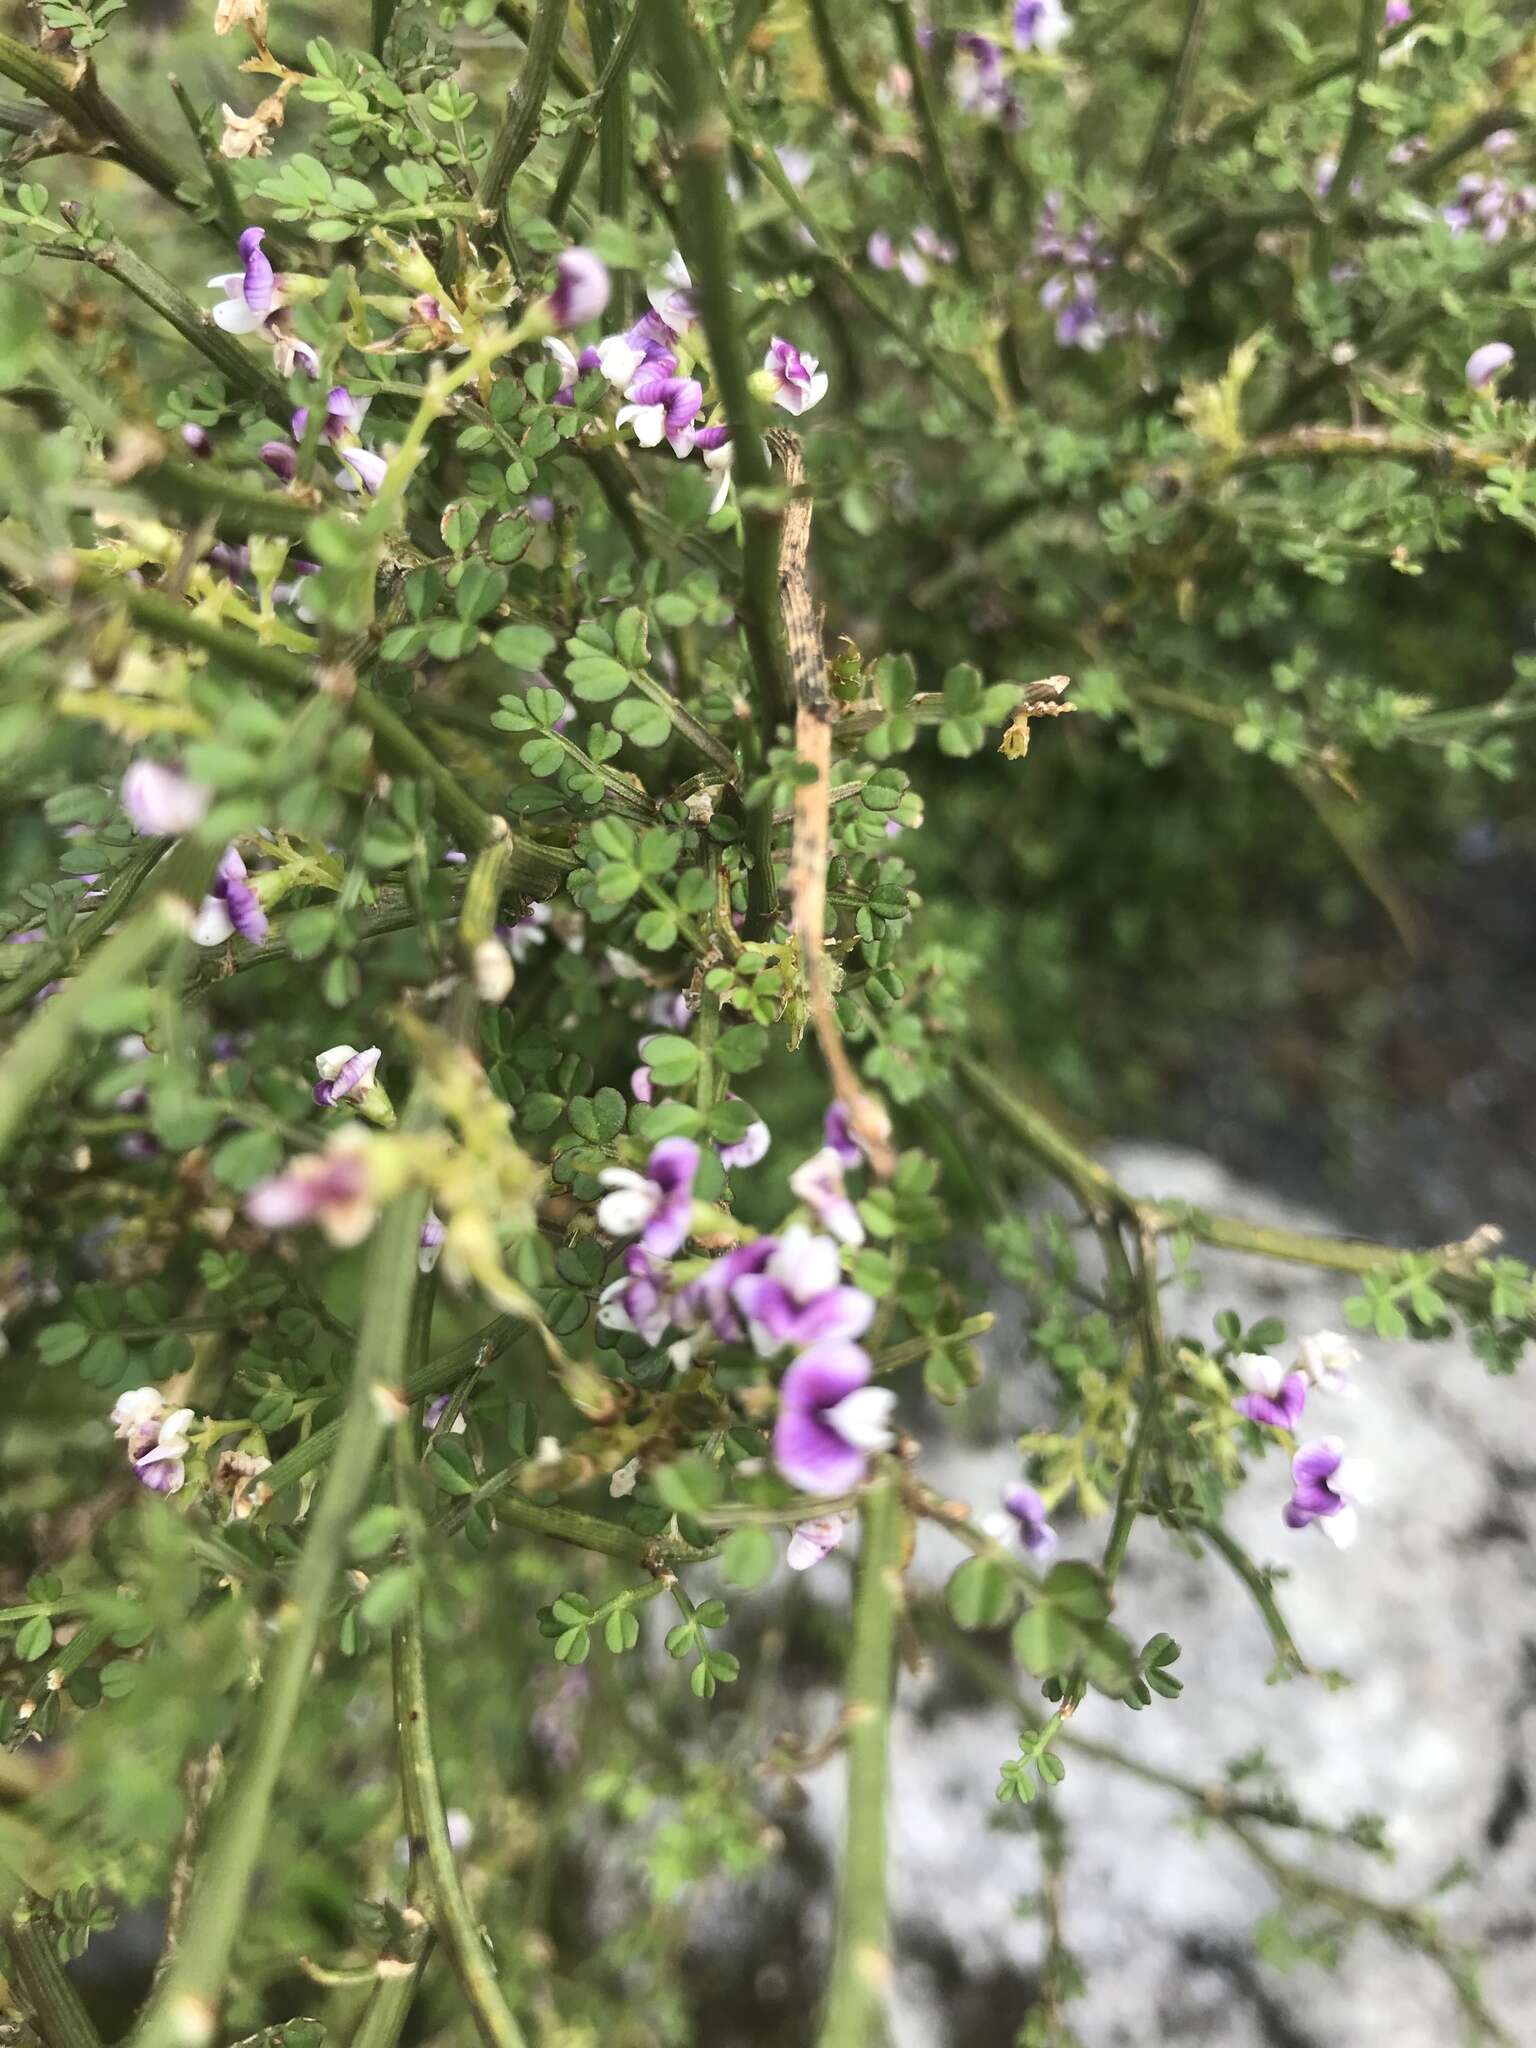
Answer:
1442 132 1535 243
545 254 826 515
594 1106 892 1496
111 1387 196 1495
1229 1331 1370 1547
1030 194 1128 352
867 225 956 287
261 386 387 495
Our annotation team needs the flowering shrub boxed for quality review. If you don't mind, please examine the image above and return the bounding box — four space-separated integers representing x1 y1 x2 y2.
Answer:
1 2 1534 2045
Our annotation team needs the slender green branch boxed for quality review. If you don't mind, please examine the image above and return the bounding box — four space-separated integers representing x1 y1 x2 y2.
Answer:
95 583 572 885
629 667 738 774
548 0 644 232
479 0 573 213
1267 236 1536 428
816 1470 904 2048
263 1316 523 1497
883 4 975 283
0 837 169 1020
652 0 792 734
1101 1225 1165 1580
392 1442 527 2048
495 0 590 98
133 457 322 542
0 32 186 208
5 1898 104 2048
60 231 289 412
133 1164 433 2048
1198 14 1414 152
806 0 881 136
1180 1512 1310 1677
0 840 214 1167
955 1054 1134 1222
166 76 245 244
371 0 401 60
1311 0 1380 279
1136 0 1213 201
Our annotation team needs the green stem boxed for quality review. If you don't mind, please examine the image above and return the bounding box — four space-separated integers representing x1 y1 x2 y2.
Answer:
651 0 792 735
0 837 169 1019
1267 237 1536 428
1136 0 1212 201
68 235 289 412
1101 1225 1165 1580
5 1899 104 2048
628 667 737 774
99 584 571 886
1179 1512 1311 1676
955 1054 1134 1222
1198 13 1413 151
166 75 246 243
548 0 643 233
134 458 322 542
0 840 214 1167
0 33 186 208
132 1166 432 2048
1311 0 1380 279
371 0 400 60
495 0 590 98
478 0 573 213
262 1317 523 1498
806 0 880 135
883 4 975 283
815 1470 903 2048
391 1479 528 2048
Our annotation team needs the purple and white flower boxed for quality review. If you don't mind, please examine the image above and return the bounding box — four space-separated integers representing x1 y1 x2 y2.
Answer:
1295 1329 1359 1394
419 1208 445 1274
823 1102 863 1169
1232 1351 1307 1431
694 423 734 512
868 231 932 287
336 445 390 494
208 226 280 334
1384 0 1411 23
1466 341 1515 388
786 1512 848 1570
597 1246 675 1345
121 759 212 837
616 371 704 455
731 1224 874 1355
313 1043 382 1109
1283 1436 1371 1548
675 1237 778 1344
112 1388 195 1495
192 846 268 947
788 1146 864 1247
546 247 610 330
718 1103 770 1172
245 1132 375 1246
181 422 213 457
1013 0 1071 52
597 1137 700 1257
772 1341 895 1493
1002 1482 1058 1563
647 252 697 335
760 337 828 416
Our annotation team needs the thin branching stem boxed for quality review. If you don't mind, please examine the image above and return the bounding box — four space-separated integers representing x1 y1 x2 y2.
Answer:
816 1469 904 2048
132 1154 434 2048
479 0 573 214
